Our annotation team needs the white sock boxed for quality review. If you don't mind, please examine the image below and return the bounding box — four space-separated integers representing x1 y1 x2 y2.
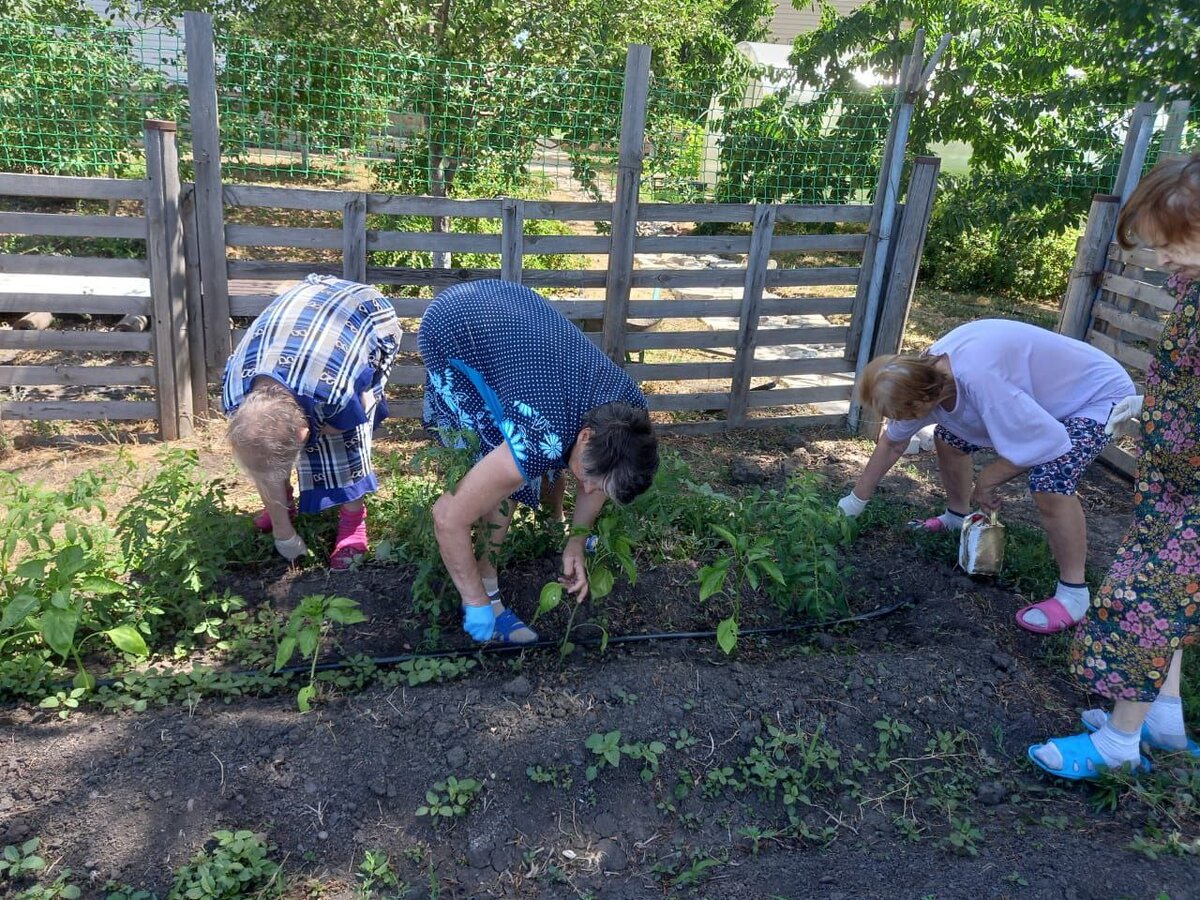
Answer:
937 508 966 530
1144 696 1188 750
1089 722 1142 767
482 575 500 596
1021 581 1089 629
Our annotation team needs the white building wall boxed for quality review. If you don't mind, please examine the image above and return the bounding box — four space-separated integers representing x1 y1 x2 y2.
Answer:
769 0 867 45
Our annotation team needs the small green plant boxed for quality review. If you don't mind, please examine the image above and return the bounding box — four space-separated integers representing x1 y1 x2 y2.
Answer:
0 838 46 880
387 656 476 687
356 849 401 897
168 830 281 899
697 523 785 654
415 776 482 819
37 687 87 719
526 764 573 790
273 594 365 711
584 730 623 780
940 817 983 857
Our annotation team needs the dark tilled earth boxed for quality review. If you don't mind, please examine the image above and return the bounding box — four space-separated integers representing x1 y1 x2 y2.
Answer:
2 432 1197 899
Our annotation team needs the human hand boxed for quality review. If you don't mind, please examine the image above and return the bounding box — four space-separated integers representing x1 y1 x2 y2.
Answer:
274 532 308 562
560 540 590 603
462 602 496 641
970 479 1003 514
836 491 868 518
1105 394 1144 436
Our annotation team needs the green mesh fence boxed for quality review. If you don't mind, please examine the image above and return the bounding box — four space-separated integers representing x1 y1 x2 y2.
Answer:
215 34 626 199
0 19 184 177
645 69 895 204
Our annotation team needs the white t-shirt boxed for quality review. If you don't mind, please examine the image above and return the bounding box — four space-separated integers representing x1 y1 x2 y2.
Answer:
884 319 1135 468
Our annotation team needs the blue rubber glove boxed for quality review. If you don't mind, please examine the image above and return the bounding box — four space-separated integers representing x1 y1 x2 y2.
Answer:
462 603 496 641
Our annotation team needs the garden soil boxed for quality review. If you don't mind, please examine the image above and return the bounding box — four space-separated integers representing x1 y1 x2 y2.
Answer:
2 427 1196 899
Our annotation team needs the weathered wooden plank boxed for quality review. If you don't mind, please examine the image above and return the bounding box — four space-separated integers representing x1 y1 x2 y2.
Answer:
228 260 341 280
0 400 158 421
729 204 777 427
180 186 210 414
872 156 940 362
223 183 347 212
1099 444 1137 479
369 231 502 253
1112 102 1156 202
1162 100 1191 157
144 121 184 440
0 293 150 315
386 365 428 386
524 234 610 254
766 267 860 287
635 203 871 224
631 233 866 254
368 195 504 217
501 199 524 284
1087 328 1152 371
225 224 342 249
626 361 734 381
1109 243 1164 270
1099 272 1178 313
760 297 856 316
646 392 731 412
657 412 846 435
603 43 652 364
0 254 148 277
0 173 148 201
343 193 367 283
0 365 154 386
185 11 231 369
1091 300 1164 340
0 330 153 352
0 211 146 240
624 324 847 352
752 356 853 377
1058 195 1122 340
523 200 614 221
746 384 853 407
768 233 868 253
749 325 849 346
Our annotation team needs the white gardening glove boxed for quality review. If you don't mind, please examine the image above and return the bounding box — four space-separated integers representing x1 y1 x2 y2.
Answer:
274 532 308 562
837 491 868 518
1105 395 1144 436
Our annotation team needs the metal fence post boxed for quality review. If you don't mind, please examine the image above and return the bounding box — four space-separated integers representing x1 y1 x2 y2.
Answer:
603 44 652 365
185 10 231 376
145 119 193 440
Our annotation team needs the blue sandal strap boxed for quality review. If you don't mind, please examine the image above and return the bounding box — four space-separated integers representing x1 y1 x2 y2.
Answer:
1028 732 1150 782
492 608 538 644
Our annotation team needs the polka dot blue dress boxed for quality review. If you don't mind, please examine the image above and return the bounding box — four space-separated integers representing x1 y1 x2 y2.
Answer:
418 280 646 507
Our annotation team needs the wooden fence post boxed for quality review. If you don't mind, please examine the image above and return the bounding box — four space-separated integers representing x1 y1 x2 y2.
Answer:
181 185 209 418
1058 193 1121 340
727 203 777 428
145 120 193 440
185 11 231 376
501 198 525 284
603 44 652 364
342 192 367 282
1162 100 1191 158
860 156 940 439
1112 101 1156 203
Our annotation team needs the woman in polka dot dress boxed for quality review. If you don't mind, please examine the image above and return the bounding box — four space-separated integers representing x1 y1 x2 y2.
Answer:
418 280 660 644
1030 153 1200 780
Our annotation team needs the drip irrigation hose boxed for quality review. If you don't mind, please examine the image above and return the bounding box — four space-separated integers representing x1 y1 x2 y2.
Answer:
75 596 914 691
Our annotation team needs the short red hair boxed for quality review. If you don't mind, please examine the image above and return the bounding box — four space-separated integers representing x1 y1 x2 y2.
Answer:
1117 152 1200 250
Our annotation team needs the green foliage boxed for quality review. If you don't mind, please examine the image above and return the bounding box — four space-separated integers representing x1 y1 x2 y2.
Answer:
273 594 366 711
356 850 401 898
167 830 281 900
415 776 482 819
0 18 183 176
583 730 667 781
0 838 46 881
384 656 476 687
922 171 1084 301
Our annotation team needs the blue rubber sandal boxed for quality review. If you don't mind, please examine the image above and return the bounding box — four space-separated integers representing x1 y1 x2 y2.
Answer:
1081 710 1200 758
1027 732 1151 782
492 608 538 644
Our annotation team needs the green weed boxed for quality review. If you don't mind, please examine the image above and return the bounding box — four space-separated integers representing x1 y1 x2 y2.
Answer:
416 776 482 820
273 595 366 712
168 830 281 899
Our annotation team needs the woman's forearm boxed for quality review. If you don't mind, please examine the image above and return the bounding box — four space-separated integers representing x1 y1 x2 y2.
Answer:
569 488 608 543
853 435 908 499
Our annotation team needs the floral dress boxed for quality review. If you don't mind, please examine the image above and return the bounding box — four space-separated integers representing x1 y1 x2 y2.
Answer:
1072 275 1200 701
417 280 646 507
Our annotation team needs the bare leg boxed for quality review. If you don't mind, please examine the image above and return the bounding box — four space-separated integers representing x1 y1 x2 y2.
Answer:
934 436 973 512
1159 650 1185 698
543 474 567 522
1031 491 1087 584
1110 699 1152 734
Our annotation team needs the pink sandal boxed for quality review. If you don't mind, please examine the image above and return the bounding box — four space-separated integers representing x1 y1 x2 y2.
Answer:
1015 597 1082 635
908 516 950 533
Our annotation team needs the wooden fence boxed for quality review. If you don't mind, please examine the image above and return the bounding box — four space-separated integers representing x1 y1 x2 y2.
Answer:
0 122 195 439
1059 193 1174 476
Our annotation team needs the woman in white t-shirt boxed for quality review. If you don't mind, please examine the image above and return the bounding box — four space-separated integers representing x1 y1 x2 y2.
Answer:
836 319 1137 634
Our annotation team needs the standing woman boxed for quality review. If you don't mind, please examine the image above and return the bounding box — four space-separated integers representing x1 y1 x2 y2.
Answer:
1030 153 1200 779
223 275 401 569
419 280 659 644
